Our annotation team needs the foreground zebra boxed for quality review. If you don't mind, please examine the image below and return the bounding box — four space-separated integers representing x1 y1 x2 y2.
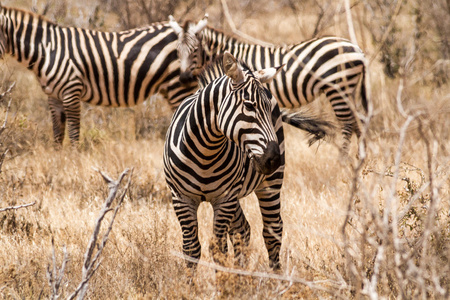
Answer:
169 15 371 153
164 52 332 270
0 5 207 145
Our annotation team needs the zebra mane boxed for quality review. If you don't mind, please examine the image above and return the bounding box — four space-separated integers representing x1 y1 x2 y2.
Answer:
0 5 167 33
177 20 199 55
1 5 56 26
198 54 251 89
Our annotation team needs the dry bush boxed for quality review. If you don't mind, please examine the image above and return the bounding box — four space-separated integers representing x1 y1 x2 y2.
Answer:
0 0 449 298
0 83 13 174
338 90 450 298
108 0 182 29
362 0 450 85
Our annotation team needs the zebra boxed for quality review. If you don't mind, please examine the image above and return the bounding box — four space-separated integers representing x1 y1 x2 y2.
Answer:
0 5 208 145
169 16 371 153
164 52 333 270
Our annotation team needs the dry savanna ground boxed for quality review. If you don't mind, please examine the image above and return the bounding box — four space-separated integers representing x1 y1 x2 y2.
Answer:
1 0 449 299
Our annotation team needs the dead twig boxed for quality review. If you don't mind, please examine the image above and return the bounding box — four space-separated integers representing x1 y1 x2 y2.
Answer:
0 149 7 174
368 0 403 65
0 81 15 100
0 201 36 213
0 82 15 136
220 0 274 47
47 237 69 300
344 0 358 46
66 168 133 300
171 250 349 299
0 82 15 174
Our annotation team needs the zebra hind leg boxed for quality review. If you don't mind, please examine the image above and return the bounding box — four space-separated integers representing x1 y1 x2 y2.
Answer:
228 201 251 268
62 96 82 146
329 91 366 157
353 120 368 159
48 98 66 146
341 119 365 158
340 122 354 155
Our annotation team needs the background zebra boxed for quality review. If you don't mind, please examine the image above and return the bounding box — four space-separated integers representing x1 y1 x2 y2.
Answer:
164 52 333 270
169 16 371 153
0 5 207 145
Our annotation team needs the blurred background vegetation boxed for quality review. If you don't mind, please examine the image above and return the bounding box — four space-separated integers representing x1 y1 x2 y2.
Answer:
1 0 448 150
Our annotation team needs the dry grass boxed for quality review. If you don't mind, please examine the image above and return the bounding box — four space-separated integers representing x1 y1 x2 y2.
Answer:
1 0 450 298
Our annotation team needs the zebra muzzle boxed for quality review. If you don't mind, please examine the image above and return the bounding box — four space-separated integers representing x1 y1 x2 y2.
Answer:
179 71 195 85
251 141 281 175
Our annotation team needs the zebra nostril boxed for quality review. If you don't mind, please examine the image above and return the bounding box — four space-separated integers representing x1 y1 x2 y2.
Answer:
179 71 194 84
266 141 280 158
265 141 281 171
252 141 281 175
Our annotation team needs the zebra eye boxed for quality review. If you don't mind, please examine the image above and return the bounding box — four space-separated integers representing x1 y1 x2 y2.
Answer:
242 90 251 101
243 100 255 110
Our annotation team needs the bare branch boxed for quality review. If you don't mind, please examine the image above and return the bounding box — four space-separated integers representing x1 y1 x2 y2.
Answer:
344 0 358 46
67 168 132 300
368 0 404 65
0 82 15 100
0 82 15 136
0 201 36 213
220 0 274 48
47 237 69 300
0 149 9 175
171 250 349 299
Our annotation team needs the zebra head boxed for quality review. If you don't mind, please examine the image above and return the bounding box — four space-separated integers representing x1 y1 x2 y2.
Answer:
169 14 208 84
219 52 283 175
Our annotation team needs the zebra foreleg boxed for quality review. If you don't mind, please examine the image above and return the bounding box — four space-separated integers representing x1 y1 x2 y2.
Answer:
210 200 237 267
48 98 66 145
254 185 283 271
173 197 201 269
228 200 251 267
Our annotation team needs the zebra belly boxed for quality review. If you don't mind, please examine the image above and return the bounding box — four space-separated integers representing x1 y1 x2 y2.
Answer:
166 155 265 203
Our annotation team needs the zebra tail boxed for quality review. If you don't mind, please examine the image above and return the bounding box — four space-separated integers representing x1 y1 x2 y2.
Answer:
361 63 371 115
281 109 335 146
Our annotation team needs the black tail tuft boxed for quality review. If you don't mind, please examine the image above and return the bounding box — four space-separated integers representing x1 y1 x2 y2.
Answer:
361 65 369 114
281 109 335 146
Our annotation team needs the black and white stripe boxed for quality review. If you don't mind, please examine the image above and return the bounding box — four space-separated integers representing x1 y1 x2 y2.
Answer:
164 52 286 270
0 5 200 145
170 17 370 152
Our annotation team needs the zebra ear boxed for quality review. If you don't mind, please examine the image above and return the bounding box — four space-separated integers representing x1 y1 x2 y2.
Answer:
254 64 285 84
223 51 244 84
168 15 183 35
192 13 208 34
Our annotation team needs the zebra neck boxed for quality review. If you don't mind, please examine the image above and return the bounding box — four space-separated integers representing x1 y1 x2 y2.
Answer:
203 27 285 69
184 79 230 156
2 7 55 70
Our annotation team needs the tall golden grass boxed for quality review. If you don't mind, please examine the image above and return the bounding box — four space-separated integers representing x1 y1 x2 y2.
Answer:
1 0 449 298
